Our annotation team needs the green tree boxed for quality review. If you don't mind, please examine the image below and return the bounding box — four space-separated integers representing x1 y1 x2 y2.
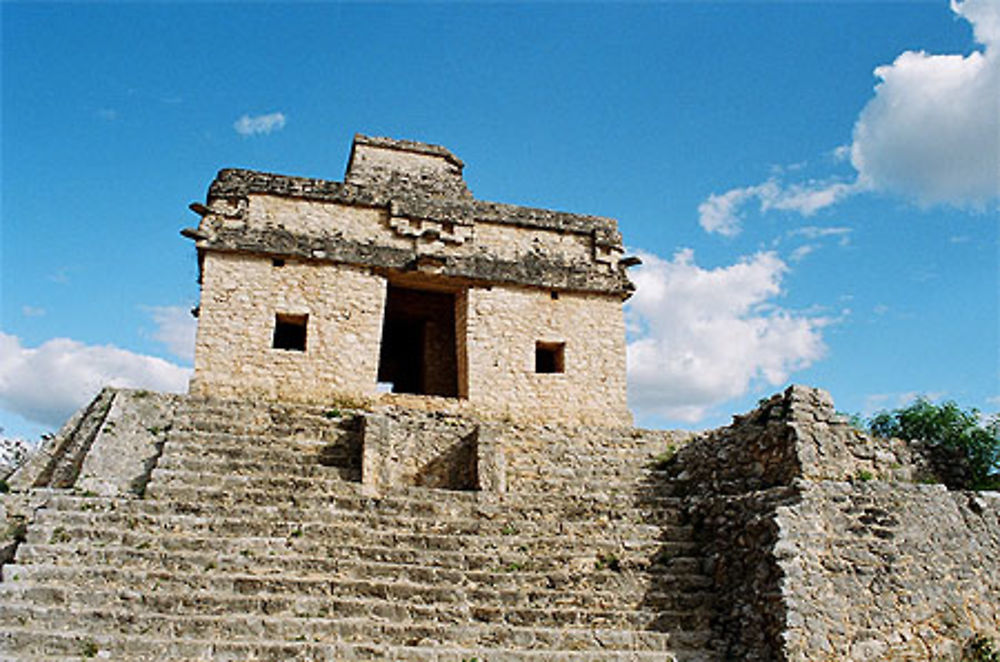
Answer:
869 398 1000 490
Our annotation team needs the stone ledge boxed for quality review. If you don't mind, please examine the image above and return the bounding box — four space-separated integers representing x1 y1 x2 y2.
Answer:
206 168 622 238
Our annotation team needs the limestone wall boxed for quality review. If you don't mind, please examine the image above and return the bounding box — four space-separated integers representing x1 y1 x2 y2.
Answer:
190 251 629 425
190 252 386 405
465 285 630 426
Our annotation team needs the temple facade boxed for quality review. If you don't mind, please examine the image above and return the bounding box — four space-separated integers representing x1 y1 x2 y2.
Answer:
184 134 637 425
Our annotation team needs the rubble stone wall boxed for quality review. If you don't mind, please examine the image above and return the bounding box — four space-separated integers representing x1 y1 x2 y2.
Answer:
777 482 1000 661
673 385 1000 660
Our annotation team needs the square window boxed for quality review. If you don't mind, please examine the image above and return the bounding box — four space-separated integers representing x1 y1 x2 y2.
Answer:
273 313 308 352
535 341 565 374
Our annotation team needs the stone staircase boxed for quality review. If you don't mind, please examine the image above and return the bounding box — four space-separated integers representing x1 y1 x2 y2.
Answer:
1 397 718 661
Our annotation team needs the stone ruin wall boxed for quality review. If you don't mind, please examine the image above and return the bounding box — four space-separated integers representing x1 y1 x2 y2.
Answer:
779 481 999 661
672 385 1000 661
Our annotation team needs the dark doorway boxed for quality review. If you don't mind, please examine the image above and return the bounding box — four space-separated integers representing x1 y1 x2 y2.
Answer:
378 286 459 397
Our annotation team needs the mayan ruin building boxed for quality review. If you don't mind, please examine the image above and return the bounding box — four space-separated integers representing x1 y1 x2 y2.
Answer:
185 134 633 426
0 135 997 661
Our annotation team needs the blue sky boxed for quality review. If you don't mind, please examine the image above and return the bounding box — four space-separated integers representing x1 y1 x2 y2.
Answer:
2 1 997 439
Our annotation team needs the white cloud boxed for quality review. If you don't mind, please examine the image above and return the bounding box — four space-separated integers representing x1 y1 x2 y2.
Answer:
697 184 770 237
698 1 998 236
789 245 817 263
233 112 287 136
145 305 197 363
788 226 853 242
698 178 855 236
626 249 829 422
0 333 190 428
851 0 1000 207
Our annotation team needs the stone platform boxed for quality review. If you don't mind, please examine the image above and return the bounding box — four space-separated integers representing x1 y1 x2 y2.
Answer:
1 386 998 661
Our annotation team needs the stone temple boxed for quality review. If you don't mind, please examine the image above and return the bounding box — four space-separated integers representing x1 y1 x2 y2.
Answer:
0 136 997 661
185 134 634 426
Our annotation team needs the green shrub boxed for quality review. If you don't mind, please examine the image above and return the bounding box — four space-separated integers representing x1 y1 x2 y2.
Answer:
650 446 677 470
596 553 622 572
80 639 99 657
869 398 999 491
964 635 1000 662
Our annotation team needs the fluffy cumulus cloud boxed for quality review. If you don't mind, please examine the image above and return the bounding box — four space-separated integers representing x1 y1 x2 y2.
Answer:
0 333 190 428
145 305 197 363
851 0 1000 207
699 0 998 235
233 111 287 136
626 249 828 422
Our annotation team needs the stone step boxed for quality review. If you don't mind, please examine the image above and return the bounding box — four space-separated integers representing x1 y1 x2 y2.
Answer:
11 520 702 578
157 438 352 469
157 459 360 484
145 468 367 498
0 626 717 661
505 458 675 475
170 413 359 440
1 562 714 613
0 603 712 652
39 489 685 529
0 560 710 626
9 535 709 590
164 426 670 467
21 516 691 572
17 539 704 579
29 500 683 543
16 527 691 577
1 581 711 632
141 480 683 517
506 476 679 498
158 447 360 476
156 448 673 494
162 427 356 451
